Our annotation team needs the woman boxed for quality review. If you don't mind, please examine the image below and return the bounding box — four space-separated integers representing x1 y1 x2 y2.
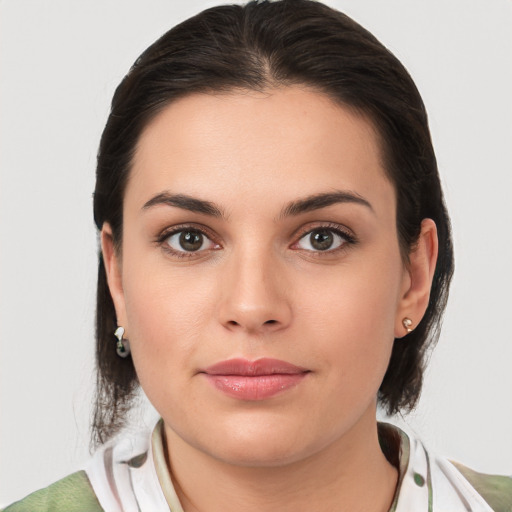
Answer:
3 0 511 510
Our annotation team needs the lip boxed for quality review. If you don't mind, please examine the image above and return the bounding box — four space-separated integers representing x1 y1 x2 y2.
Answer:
200 358 310 401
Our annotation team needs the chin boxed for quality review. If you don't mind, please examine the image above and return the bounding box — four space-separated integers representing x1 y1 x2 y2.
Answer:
212 440 309 468
197 418 321 468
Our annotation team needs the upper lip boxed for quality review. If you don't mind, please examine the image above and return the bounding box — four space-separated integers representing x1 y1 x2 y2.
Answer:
201 358 309 376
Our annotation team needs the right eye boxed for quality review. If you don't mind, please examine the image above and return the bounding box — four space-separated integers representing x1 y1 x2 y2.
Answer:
165 229 217 254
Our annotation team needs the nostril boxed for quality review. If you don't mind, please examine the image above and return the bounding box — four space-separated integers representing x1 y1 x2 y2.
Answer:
223 318 283 331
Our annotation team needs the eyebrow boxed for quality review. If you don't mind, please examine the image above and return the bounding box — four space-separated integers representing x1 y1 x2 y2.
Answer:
279 190 373 219
142 192 225 217
141 190 373 219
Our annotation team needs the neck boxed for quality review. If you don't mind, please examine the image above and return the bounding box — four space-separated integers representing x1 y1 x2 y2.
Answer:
163 405 398 512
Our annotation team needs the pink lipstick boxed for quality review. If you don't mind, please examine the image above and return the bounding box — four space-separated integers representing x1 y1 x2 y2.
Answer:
201 358 309 400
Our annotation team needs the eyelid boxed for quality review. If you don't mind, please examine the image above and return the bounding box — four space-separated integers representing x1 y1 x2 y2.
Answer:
156 223 219 243
156 223 222 257
293 222 355 240
154 221 356 258
290 222 357 252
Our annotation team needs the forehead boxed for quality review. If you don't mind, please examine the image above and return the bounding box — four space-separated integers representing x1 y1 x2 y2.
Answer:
128 87 393 215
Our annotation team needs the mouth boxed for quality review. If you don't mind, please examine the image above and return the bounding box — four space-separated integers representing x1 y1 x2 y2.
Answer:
200 358 310 401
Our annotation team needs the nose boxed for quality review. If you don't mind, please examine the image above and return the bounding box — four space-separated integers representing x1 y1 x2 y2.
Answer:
216 248 292 335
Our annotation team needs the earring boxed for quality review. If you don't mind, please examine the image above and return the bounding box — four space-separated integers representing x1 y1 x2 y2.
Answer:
402 317 413 334
114 326 130 358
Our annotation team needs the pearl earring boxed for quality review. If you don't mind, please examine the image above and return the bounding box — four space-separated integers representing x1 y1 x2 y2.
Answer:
114 326 130 358
402 317 413 334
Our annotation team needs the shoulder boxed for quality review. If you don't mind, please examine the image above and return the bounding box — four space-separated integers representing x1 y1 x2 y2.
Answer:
426 445 512 511
450 461 512 512
381 422 512 512
2 471 104 512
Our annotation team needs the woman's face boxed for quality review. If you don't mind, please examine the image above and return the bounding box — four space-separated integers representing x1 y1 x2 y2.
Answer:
104 87 427 466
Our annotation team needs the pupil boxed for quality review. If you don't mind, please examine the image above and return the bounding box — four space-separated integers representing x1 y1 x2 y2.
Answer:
310 230 333 250
179 231 203 251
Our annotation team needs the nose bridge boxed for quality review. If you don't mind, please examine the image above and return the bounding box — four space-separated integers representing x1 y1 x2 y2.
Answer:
217 240 291 333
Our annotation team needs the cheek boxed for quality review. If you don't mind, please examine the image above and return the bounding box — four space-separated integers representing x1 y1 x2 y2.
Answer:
120 266 217 418
302 250 402 329
120 252 219 373
298 250 403 378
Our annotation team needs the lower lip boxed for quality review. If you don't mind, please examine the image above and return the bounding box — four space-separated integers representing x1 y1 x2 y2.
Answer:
204 373 307 400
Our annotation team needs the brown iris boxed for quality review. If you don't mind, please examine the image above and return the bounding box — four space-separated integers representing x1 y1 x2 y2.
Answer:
310 229 334 251
179 231 204 251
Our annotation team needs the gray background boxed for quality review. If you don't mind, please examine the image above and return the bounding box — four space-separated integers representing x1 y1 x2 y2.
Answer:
1 0 511 505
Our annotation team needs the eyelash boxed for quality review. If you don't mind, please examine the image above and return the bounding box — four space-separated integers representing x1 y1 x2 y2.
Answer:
155 222 357 259
293 223 357 255
156 224 219 259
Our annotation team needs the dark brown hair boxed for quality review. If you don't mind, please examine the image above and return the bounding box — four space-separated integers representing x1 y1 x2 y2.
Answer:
92 0 454 446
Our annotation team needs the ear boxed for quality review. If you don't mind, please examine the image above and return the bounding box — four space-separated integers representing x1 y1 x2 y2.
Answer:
395 218 438 338
101 223 128 329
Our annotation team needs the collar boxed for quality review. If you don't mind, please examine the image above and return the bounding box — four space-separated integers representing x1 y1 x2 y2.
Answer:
151 420 430 512
86 419 493 511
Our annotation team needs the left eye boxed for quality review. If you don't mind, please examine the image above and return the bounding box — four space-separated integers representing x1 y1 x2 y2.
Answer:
165 230 216 253
296 228 347 252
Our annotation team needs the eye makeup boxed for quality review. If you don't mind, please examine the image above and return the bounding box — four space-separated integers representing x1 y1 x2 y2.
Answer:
153 219 358 261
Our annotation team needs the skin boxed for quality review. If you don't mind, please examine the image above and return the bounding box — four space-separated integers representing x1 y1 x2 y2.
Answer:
102 87 438 512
